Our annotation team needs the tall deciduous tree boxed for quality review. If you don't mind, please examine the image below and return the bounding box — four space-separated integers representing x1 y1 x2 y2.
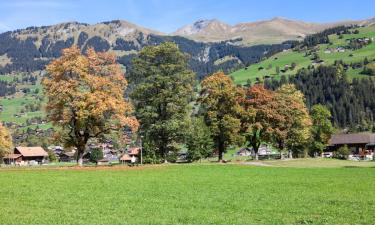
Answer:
43 46 138 166
275 84 311 158
186 117 214 162
242 85 283 160
310 104 334 155
129 42 194 162
0 123 13 158
199 72 242 161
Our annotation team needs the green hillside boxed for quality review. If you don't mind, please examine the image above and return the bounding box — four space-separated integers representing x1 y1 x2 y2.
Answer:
231 26 375 85
0 73 50 131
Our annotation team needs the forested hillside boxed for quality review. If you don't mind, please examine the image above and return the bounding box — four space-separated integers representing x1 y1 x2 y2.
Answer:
265 65 375 131
0 21 291 78
234 25 375 131
231 26 375 84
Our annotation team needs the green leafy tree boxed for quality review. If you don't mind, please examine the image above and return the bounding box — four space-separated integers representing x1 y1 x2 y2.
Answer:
199 72 243 161
47 149 57 162
90 148 103 163
129 42 194 163
310 104 334 155
186 117 214 162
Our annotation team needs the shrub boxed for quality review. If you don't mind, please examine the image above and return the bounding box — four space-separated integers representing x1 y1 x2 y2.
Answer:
47 150 57 162
90 148 103 163
334 145 350 160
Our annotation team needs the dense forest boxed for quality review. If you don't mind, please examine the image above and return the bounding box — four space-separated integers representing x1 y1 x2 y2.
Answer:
0 81 16 97
265 64 375 131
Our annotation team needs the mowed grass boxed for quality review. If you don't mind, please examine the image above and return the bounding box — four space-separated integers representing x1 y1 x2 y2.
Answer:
0 162 375 225
231 26 375 85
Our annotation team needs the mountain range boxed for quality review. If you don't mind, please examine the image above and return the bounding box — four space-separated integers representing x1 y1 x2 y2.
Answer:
174 17 375 44
0 17 374 77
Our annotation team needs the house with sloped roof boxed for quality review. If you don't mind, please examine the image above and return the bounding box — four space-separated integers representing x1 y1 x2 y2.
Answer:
328 133 375 159
120 147 140 164
3 147 48 165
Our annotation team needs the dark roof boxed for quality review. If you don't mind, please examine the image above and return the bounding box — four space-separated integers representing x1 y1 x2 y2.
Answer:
329 133 375 145
61 152 75 157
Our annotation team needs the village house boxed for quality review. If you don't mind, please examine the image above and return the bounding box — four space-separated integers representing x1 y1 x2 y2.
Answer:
3 147 48 165
328 133 375 160
120 147 140 164
59 152 75 162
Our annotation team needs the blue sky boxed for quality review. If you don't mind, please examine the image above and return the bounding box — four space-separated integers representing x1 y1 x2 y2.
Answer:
0 0 374 33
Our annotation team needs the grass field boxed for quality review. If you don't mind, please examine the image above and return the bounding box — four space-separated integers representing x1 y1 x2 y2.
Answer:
231 26 375 85
0 160 374 225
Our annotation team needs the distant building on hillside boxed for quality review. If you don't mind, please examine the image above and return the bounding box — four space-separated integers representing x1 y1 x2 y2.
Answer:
3 147 48 165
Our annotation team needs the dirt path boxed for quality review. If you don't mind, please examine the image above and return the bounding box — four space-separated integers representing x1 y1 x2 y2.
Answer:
241 161 271 167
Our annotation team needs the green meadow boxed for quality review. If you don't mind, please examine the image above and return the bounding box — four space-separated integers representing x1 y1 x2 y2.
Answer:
0 160 374 225
231 26 375 85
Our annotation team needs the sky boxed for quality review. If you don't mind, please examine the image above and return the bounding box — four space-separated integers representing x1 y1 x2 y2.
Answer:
0 0 374 33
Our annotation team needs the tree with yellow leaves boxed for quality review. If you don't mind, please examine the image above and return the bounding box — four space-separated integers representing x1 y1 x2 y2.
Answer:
275 84 312 158
199 72 243 161
0 122 13 159
43 46 138 166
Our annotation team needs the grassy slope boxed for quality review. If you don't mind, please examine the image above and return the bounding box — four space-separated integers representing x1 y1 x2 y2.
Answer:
0 163 374 225
0 74 51 130
231 26 375 85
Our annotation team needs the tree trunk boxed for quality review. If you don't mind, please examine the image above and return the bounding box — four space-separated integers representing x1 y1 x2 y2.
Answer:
77 150 84 166
218 140 224 162
76 143 86 166
252 143 260 161
289 150 293 159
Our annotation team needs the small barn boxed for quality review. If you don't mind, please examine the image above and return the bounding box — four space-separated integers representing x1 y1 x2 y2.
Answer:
3 147 48 165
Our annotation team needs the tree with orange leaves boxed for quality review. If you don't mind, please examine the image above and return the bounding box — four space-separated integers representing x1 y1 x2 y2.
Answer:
199 72 243 161
242 85 284 160
43 46 138 166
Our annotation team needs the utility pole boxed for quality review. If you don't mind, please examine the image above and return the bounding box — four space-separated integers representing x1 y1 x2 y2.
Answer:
140 136 143 165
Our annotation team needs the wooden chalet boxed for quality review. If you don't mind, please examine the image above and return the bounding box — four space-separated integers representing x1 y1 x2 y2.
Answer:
328 133 375 159
120 147 140 164
3 147 48 165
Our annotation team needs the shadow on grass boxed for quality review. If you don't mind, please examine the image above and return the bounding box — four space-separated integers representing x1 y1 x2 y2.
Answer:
343 166 375 168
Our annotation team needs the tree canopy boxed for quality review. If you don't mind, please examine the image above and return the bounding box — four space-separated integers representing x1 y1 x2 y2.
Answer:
310 104 334 155
275 84 311 157
43 46 138 165
199 72 243 161
0 123 13 158
129 42 194 162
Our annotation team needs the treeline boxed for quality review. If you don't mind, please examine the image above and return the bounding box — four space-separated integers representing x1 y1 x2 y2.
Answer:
301 26 354 47
128 43 332 163
265 64 375 131
0 81 16 97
